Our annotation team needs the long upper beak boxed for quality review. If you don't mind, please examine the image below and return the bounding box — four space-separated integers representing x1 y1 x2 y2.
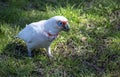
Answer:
63 24 70 31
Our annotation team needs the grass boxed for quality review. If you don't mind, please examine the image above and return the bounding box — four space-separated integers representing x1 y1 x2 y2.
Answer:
0 0 120 77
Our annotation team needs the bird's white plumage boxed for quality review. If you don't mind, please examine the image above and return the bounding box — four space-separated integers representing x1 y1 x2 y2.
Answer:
17 16 70 57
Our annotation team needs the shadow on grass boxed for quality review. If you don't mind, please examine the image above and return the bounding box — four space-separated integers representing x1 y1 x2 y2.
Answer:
1 39 48 59
0 38 105 76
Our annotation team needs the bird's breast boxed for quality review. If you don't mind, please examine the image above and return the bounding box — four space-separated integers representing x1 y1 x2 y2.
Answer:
28 32 53 48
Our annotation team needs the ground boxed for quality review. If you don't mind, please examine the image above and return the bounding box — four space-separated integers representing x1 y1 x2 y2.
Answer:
0 0 120 77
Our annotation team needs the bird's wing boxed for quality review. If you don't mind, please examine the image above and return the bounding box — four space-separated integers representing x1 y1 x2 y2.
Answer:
17 20 47 43
17 24 36 43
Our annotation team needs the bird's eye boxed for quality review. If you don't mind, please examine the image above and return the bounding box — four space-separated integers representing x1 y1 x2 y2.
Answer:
58 21 63 27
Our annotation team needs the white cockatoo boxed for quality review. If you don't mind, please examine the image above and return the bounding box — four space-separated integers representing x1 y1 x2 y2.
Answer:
16 16 70 57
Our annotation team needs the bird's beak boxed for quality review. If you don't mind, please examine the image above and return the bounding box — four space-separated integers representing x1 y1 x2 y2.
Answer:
63 24 70 32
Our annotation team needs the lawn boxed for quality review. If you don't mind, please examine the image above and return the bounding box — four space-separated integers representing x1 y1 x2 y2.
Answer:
0 0 120 77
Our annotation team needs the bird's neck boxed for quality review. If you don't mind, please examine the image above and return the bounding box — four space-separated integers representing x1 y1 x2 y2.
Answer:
45 31 58 37
44 28 60 37
44 21 61 36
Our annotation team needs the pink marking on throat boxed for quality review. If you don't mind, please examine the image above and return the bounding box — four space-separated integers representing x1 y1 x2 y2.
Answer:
46 32 58 37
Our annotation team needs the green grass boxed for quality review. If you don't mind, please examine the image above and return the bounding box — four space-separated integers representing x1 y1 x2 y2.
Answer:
0 0 120 77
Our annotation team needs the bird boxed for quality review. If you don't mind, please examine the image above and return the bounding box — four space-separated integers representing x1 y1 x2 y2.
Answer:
16 16 70 57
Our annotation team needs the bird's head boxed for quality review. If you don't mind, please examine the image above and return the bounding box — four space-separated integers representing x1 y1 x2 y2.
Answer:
57 20 70 32
48 16 70 32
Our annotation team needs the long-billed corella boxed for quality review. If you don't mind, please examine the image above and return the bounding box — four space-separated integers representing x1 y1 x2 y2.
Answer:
16 16 70 57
